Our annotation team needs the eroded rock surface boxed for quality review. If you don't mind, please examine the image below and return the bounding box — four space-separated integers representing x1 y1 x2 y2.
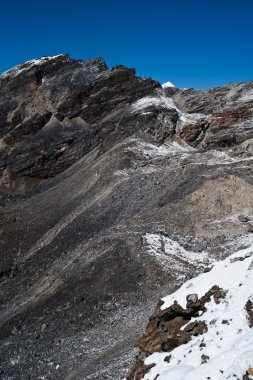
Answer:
0 54 160 192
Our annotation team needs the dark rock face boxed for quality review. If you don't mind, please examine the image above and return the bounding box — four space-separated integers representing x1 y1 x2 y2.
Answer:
174 83 253 149
1 55 253 379
0 55 159 191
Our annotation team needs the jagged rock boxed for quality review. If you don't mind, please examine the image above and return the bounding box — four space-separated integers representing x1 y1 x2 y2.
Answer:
203 266 213 273
0 55 160 192
127 362 156 380
230 256 245 263
244 368 253 380
164 354 172 363
2 56 253 193
174 82 253 150
126 286 225 380
248 368 253 375
201 353 210 363
238 215 250 222
245 299 253 327
186 293 198 307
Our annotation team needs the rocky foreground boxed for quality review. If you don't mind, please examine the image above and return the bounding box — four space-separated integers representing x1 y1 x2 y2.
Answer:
126 237 253 379
0 55 253 379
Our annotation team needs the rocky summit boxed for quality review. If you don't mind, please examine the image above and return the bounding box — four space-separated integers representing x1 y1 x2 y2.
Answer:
0 55 253 379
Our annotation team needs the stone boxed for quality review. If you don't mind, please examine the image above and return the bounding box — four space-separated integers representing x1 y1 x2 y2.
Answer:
11 327 18 335
164 354 172 363
183 321 199 333
186 293 198 307
203 267 212 273
248 368 253 375
238 215 249 222
201 354 209 363
245 300 253 327
41 323 47 331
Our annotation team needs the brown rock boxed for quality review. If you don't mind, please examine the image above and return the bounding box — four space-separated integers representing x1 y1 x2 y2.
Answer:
127 285 226 379
203 267 213 273
245 300 253 327
248 368 253 375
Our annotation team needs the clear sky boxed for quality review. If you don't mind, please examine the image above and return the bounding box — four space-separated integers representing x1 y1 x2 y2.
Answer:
1 0 253 89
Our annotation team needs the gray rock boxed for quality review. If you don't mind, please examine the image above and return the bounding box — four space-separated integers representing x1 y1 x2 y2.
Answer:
238 215 249 222
186 293 198 307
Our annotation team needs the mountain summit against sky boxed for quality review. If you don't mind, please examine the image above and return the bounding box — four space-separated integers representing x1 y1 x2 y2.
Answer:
2 0 253 89
1 55 253 379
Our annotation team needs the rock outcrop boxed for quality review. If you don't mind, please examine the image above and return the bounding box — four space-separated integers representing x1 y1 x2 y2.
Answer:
0 54 160 192
126 286 225 380
128 247 253 379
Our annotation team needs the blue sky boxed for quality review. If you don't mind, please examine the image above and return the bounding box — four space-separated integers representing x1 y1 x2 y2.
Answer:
1 0 253 89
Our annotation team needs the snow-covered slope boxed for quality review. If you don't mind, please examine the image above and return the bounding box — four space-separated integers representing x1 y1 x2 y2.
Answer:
0 54 65 79
162 81 175 88
140 238 253 380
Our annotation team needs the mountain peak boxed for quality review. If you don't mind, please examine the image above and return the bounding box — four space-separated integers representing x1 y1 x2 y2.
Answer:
162 81 175 88
0 54 69 79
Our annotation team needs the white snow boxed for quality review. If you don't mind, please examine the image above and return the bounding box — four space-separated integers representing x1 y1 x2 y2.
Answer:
141 236 253 380
129 140 194 160
131 93 179 113
0 55 65 80
144 233 214 269
162 81 175 88
239 89 253 103
186 149 253 168
178 111 207 124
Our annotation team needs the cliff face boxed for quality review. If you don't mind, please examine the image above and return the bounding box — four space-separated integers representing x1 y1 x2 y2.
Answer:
0 54 159 192
1 55 253 379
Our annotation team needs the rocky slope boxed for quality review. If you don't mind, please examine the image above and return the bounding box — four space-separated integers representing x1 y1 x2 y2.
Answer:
0 55 253 379
126 237 253 379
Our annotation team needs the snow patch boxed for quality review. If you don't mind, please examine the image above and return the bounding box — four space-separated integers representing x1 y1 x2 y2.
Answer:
0 55 65 80
131 92 180 113
189 149 253 167
239 89 253 103
178 112 207 124
128 140 194 160
162 81 175 88
144 233 213 268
